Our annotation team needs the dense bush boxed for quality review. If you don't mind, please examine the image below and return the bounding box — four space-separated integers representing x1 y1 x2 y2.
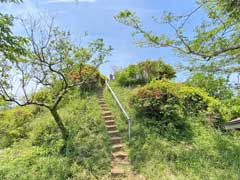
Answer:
0 106 36 148
115 60 176 86
131 80 223 128
68 64 106 91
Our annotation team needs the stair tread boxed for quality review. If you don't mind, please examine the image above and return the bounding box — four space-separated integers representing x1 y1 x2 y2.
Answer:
111 168 125 176
111 137 122 140
105 119 115 122
108 130 119 133
113 151 127 155
100 104 108 110
102 110 111 112
108 131 119 137
104 115 113 117
113 144 124 148
112 159 130 165
106 125 117 128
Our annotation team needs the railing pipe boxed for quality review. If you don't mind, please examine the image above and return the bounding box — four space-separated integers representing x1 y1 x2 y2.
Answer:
105 80 131 141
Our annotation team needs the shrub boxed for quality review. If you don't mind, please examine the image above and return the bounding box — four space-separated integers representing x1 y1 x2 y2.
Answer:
0 106 35 148
68 64 105 91
115 60 176 86
131 80 223 128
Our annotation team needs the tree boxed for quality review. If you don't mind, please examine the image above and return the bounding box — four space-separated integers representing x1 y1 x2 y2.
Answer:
0 0 27 61
0 18 112 150
115 59 176 86
186 72 233 100
114 0 240 79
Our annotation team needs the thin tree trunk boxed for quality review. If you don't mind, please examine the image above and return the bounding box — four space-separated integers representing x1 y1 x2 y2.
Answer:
50 109 69 141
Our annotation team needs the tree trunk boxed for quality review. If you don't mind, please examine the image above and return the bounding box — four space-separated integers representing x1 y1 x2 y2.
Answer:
50 109 69 141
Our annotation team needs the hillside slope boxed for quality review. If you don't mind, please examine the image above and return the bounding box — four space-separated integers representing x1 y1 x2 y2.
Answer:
0 91 111 180
103 81 240 180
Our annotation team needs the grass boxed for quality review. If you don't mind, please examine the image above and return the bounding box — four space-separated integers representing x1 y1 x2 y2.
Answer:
0 91 111 180
0 83 239 179
103 81 240 180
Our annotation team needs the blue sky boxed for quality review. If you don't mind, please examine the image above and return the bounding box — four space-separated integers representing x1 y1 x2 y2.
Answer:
0 0 205 80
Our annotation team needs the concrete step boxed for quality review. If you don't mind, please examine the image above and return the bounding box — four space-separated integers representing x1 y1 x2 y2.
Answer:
112 159 130 166
104 115 113 121
112 143 124 152
102 111 112 116
102 109 109 113
100 104 108 108
111 137 122 144
106 125 117 131
111 167 125 177
105 120 115 126
108 130 119 137
112 151 128 160
100 105 108 108
98 101 106 106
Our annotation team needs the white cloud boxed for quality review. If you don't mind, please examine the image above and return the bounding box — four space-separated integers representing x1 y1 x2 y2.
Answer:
0 0 41 17
46 0 96 3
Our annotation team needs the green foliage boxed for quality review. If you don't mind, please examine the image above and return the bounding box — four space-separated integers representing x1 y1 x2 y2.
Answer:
0 20 111 145
115 60 176 86
103 81 240 180
223 93 240 120
0 13 28 60
115 1 240 79
186 73 233 100
0 92 111 179
0 0 27 62
68 64 106 92
0 106 36 148
131 80 217 123
0 145 71 180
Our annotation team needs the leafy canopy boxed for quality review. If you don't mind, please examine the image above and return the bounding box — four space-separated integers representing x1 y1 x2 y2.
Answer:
115 59 176 86
0 0 28 61
115 0 240 78
186 73 233 100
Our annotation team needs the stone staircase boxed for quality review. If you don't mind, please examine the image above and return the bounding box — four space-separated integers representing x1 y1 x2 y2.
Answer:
98 95 145 179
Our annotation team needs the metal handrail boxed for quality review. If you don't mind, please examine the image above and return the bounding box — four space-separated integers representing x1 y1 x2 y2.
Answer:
105 80 131 141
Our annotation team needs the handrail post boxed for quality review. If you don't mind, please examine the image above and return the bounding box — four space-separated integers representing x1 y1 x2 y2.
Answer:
105 80 131 141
